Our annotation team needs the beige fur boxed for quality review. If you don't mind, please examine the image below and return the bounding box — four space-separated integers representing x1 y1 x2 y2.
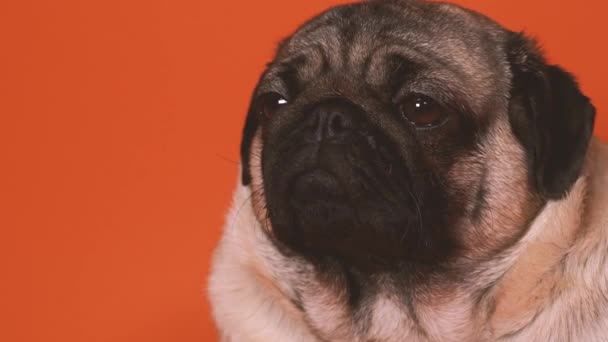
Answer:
209 138 608 341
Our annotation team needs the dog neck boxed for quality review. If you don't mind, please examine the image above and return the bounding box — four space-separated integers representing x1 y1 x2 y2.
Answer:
484 176 588 334
484 138 608 339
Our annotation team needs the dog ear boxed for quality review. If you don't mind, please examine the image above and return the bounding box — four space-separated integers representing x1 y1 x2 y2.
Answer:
507 32 596 200
240 87 261 185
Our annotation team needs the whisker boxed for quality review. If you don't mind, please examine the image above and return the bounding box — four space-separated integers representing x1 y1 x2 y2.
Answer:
408 189 424 241
216 153 241 165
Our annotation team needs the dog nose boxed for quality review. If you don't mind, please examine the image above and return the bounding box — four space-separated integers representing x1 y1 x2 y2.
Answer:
308 100 360 141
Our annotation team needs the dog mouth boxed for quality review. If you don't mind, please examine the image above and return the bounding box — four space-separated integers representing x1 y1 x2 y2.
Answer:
264 139 463 268
288 168 356 237
265 135 419 263
291 169 346 203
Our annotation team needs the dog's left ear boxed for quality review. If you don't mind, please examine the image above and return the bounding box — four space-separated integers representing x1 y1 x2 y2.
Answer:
507 32 596 200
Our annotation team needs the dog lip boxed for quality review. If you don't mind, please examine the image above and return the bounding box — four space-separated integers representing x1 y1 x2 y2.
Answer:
290 169 345 202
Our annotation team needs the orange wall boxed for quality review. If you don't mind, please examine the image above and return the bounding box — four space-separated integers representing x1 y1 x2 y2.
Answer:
0 1 606 341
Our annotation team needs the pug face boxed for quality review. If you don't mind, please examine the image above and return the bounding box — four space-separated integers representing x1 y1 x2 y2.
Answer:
239 0 595 274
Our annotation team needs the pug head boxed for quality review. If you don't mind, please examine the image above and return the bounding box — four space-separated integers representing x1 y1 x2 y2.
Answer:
239 0 595 272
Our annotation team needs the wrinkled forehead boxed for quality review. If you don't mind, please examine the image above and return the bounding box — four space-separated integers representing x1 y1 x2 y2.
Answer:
260 1 512 115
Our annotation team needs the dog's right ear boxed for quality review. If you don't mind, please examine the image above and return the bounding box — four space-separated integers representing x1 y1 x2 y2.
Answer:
240 86 261 186
507 32 596 200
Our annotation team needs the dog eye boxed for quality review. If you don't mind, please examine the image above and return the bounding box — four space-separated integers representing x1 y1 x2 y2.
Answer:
255 92 288 120
399 94 448 129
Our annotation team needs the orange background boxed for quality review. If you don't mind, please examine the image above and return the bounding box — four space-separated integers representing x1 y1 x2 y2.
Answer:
0 0 606 341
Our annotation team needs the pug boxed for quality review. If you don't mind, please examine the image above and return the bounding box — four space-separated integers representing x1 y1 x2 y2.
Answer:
208 0 608 341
